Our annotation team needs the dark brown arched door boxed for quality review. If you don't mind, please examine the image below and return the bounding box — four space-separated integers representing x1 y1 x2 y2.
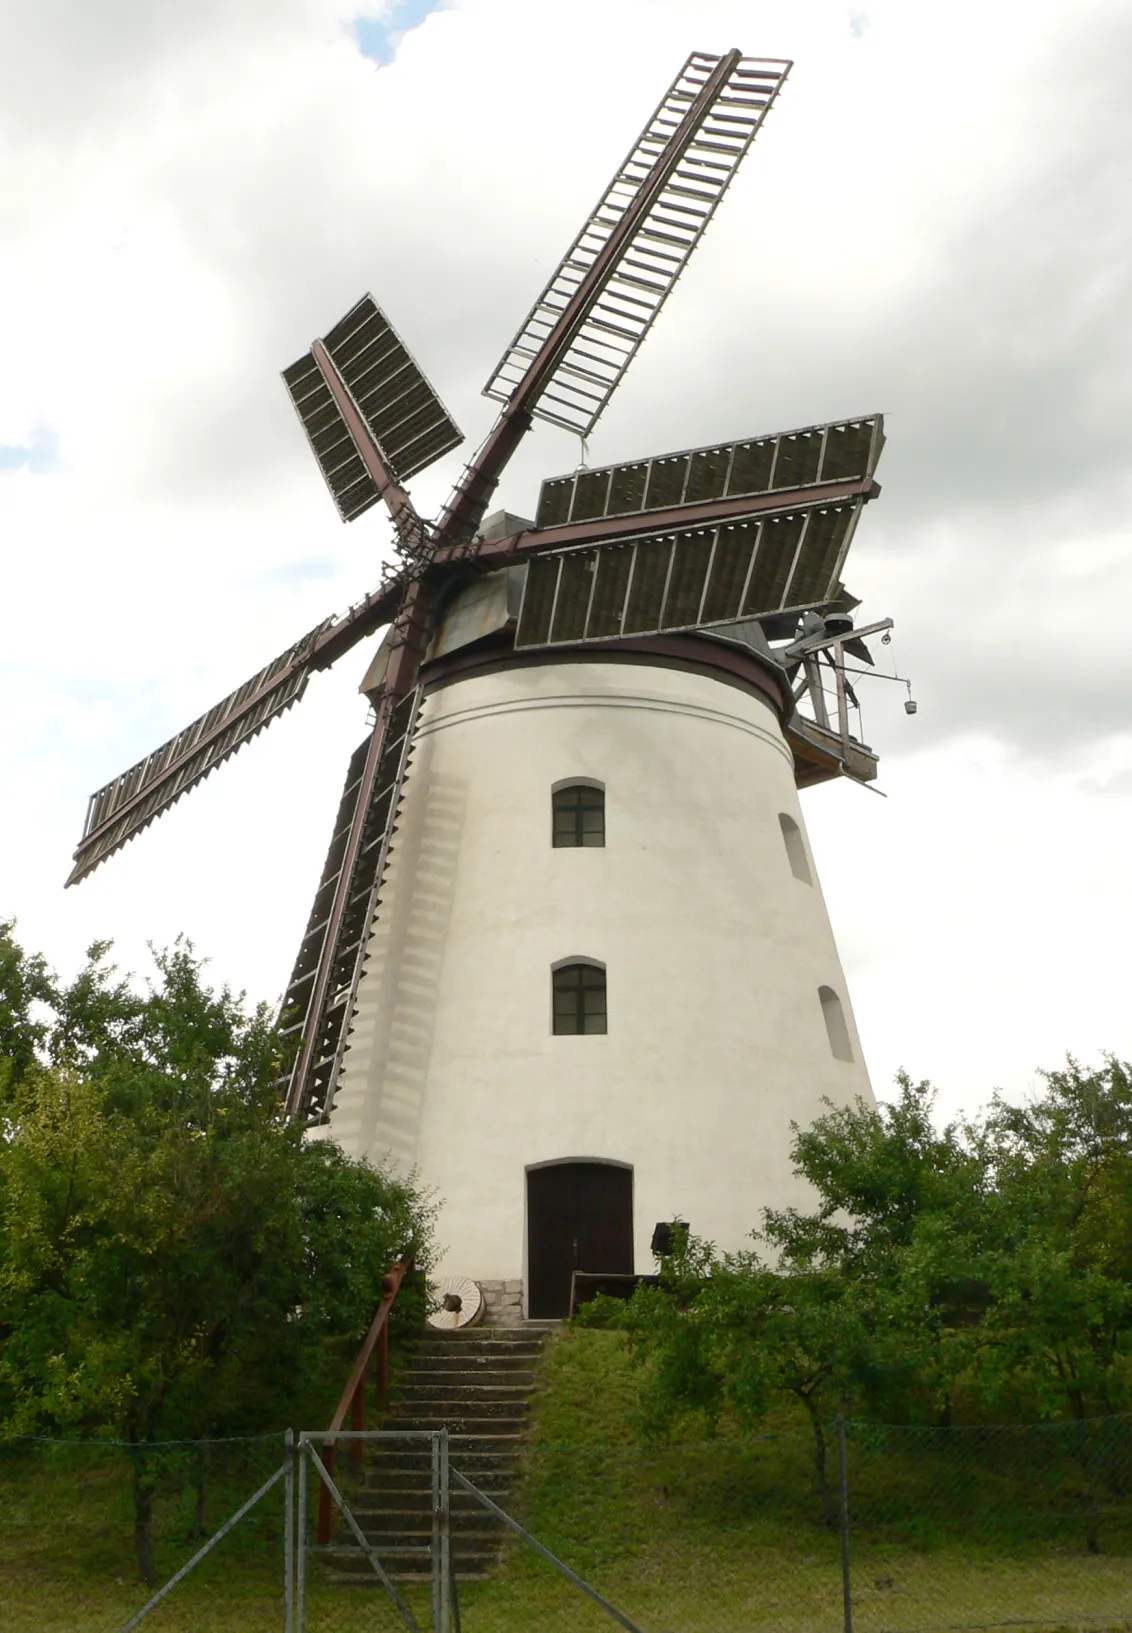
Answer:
526 1162 634 1318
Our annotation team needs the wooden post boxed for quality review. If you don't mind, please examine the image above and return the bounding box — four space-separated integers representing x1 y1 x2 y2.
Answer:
311 1258 412 1551
377 1315 390 1410
350 1375 365 1478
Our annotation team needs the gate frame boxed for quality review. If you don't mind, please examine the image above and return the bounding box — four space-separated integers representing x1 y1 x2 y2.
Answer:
297 1427 450 1631
294 1425 643 1632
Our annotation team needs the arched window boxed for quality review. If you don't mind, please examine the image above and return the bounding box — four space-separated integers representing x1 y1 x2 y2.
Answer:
819 985 854 1063
779 813 812 884
552 781 605 848
552 960 607 1034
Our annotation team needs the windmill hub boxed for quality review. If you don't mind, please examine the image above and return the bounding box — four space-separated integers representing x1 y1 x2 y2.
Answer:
68 48 902 1323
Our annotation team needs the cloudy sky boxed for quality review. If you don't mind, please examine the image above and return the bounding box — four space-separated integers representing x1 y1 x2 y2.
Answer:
2 0 1130 1121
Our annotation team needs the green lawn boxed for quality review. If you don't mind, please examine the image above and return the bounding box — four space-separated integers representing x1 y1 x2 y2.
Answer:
3 1329 1132 1631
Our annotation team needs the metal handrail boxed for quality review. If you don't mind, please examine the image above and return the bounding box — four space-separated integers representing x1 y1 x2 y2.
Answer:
316 1257 414 1545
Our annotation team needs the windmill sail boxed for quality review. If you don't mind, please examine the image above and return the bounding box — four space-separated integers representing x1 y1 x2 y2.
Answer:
513 500 865 651
280 687 422 1123
483 51 790 437
67 576 406 887
67 622 333 886
535 416 884 529
284 295 463 523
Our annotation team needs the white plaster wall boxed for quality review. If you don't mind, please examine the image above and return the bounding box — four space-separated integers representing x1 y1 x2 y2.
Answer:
328 657 873 1287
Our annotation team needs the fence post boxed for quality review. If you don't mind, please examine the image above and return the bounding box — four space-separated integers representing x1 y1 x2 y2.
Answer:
439 1426 451 1632
297 1438 308 1633
284 1430 294 1633
837 1415 853 1633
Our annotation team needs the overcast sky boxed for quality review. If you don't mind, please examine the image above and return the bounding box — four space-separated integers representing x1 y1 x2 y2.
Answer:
2 0 1130 1121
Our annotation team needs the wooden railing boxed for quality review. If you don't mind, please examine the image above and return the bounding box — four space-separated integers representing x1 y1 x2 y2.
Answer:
316 1256 413 1545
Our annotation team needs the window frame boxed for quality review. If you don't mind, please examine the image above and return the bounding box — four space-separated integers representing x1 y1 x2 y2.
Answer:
551 959 608 1035
779 812 813 885
551 779 606 849
818 984 854 1062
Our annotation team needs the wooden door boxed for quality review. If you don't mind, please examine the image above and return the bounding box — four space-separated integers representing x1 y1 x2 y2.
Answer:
526 1162 634 1318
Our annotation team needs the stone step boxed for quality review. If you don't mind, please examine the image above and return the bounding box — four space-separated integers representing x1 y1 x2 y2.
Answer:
366 1433 525 1460
362 1456 519 1482
348 1504 502 1534
323 1539 500 1581
352 1482 512 1502
360 1464 514 1491
416 1332 555 1345
403 1350 539 1373
364 1437 523 1458
322 1319 551 1586
395 1391 532 1404
409 1342 545 1363
382 1416 530 1437
325 1562 496 1585
328 1530 501 1554
388 1393 531 1418
400 1370 537 1392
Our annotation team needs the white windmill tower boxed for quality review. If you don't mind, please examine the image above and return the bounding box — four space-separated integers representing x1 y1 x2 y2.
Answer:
68 50 898 1321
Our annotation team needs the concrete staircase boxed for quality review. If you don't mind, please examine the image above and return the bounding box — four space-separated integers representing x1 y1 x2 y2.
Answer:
327 1321 555 1583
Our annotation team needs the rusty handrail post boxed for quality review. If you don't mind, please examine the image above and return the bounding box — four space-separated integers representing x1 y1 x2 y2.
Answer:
316 1257 413 1546
350 1374 365 1478
378 1312 390 1408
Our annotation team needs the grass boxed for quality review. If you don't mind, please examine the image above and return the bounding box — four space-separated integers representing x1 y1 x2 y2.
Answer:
3 1329 1132 1630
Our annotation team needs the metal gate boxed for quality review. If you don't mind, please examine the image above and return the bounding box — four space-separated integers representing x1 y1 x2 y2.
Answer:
112 1427 644 1632
296 1428 644 1633
298 1429 449 1631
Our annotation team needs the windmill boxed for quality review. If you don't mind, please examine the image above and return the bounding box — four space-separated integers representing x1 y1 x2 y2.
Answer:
69 50 897 1318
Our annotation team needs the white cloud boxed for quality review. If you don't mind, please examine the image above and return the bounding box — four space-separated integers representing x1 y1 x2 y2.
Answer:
1 0 1130 1120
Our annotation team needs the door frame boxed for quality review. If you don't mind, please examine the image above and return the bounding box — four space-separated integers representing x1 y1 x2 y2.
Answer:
523 1156 634 1319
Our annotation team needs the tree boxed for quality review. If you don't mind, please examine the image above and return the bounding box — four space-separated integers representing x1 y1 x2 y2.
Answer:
595 1064 1132 1523
0 920 56 1098
0 932 435 1582
971 1059 1132 1423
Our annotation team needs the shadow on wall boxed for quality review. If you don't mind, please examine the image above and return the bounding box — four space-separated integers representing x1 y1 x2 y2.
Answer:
338 732 468 1169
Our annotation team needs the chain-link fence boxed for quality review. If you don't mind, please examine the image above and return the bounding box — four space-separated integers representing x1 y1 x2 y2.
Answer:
6 1419 1132 1630
842 1415 1132 1631
0 1432 290 1632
